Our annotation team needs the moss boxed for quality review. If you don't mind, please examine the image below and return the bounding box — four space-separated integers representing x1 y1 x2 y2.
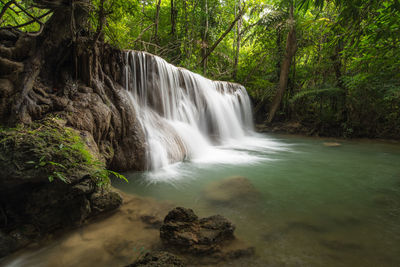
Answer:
0 116 126 186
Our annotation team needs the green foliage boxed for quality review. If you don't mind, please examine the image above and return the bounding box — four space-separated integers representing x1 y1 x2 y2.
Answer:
290 87 343 103
0 1 52 32
2 0 398 138
0 116 127 187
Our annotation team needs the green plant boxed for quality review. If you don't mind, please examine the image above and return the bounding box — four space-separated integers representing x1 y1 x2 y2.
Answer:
0 116 128 187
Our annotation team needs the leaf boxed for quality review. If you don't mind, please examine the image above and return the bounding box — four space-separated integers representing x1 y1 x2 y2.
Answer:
25 161 35 164
48 175 54 182
54 172 68 183
48 161 67 169
108 170 129 183
39 161 47 167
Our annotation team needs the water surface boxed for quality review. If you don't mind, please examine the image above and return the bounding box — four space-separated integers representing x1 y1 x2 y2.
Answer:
114 134 400 266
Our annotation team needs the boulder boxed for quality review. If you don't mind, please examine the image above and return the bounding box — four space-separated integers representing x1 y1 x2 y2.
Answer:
160 207 235 255
90 190 123 216
203 176 260 204
126 251 185 267
0 118 123 258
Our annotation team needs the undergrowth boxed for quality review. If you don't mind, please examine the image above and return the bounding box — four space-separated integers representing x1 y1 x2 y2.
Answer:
0 116 127 186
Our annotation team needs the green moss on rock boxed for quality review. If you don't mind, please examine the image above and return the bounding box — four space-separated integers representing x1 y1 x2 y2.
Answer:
0 116 125 187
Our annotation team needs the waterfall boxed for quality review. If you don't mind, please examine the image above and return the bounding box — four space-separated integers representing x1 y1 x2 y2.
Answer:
124 51 255 170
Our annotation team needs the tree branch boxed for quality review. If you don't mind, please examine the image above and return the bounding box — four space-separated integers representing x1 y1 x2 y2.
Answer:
199 7 244 66
133 22 155 43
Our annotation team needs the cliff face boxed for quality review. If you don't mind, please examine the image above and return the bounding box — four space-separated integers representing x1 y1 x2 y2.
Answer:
0 32 146 171
0 6 146 257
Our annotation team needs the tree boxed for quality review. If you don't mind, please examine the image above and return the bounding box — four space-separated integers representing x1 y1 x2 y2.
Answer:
267 1 297 123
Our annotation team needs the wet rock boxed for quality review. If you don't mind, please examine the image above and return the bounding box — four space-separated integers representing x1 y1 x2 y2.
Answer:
160 207 235 255
126 251 185 267
90 190 123 216
164 207 198 223
203 176 260 204
25 183 92 231
0 231 18 258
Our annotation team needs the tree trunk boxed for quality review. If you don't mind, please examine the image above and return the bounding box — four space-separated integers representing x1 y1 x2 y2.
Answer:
170 0 177 36
153 0 162 45
232 0 242 79
267 4 297 123
201 0 208 75
10 0 89 123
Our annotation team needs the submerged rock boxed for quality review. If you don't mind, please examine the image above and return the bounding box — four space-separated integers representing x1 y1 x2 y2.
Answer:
126 251 185 267
323 142 341 147
203 176 260 205
160 207 235 255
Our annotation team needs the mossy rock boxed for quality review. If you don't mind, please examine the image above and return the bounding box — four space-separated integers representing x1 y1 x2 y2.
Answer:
0 116 111 188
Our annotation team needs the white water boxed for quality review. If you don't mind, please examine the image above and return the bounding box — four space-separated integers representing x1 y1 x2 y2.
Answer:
124 51 286 174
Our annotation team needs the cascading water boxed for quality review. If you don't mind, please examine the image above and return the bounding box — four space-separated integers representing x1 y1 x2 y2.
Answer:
123 51 260 170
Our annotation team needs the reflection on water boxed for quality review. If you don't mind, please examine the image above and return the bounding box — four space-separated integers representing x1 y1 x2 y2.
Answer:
2 134 400 266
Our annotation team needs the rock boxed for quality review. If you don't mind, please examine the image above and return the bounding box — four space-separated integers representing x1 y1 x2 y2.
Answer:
203 176 260 204
323 142 341 147
126 251 185 267
164 207 198 223
160 207 235 255
90 190 123 216
0 119 124 258
0 231 18 258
